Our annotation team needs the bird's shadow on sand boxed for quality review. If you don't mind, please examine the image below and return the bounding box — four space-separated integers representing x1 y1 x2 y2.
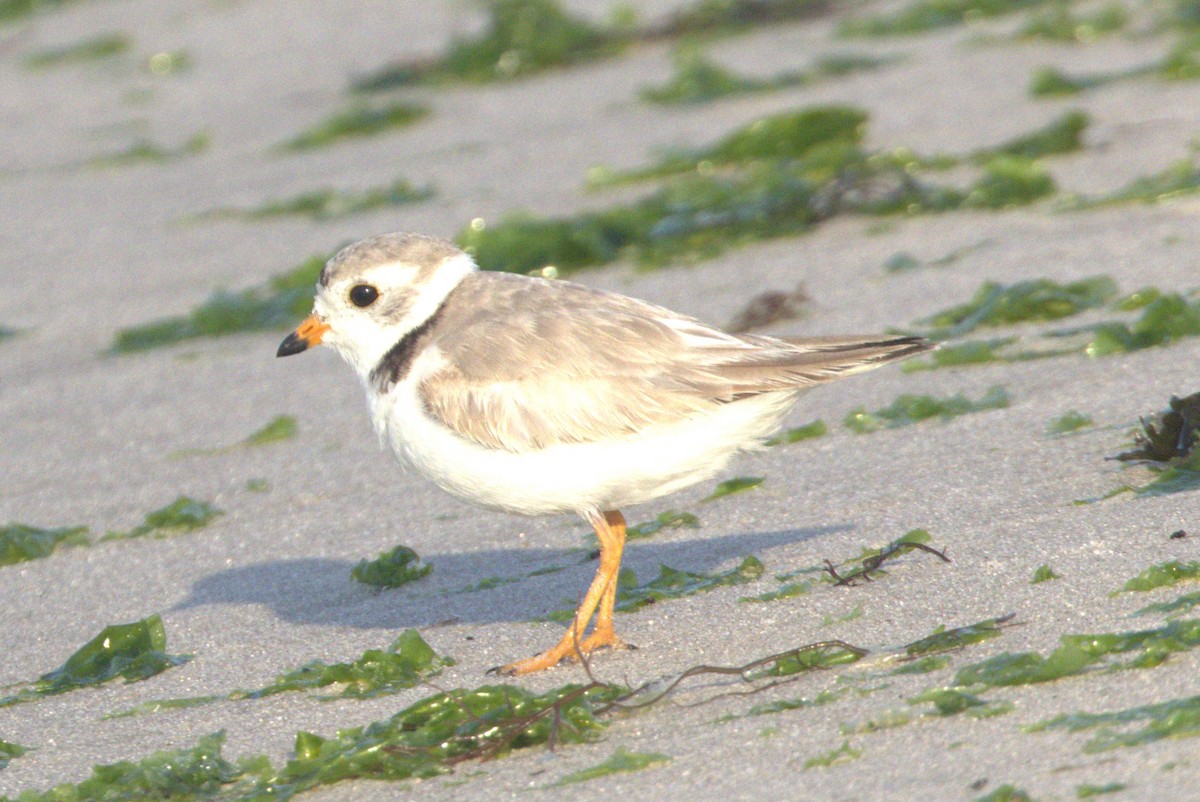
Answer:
174 524 852 631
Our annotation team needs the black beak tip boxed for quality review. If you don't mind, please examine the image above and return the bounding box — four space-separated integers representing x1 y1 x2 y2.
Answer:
276 332 308 358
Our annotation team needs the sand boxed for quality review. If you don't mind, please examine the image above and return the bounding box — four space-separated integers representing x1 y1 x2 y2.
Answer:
2 1 1199 799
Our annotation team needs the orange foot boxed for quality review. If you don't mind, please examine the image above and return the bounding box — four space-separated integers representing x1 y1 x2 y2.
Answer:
490 626 633 676
489 510 632 676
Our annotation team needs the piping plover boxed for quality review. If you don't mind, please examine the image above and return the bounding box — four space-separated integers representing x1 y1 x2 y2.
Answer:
278 232 932 674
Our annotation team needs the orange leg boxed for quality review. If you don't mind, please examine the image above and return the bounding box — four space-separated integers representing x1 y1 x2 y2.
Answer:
580 510 628 654
494 509 630 675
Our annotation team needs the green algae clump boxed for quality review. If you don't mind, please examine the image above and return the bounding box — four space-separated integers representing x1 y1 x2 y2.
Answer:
844 386 1010 433
1117 560 1200 594
239 629 451 700
0 523 88 567
1 615 190 707
103 497 222 541
921 276 1117 338
112 254 325 352
551 747 670 786
351 545 433 588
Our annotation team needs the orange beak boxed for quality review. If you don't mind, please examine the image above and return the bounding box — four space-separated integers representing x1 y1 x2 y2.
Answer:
276 314 330 357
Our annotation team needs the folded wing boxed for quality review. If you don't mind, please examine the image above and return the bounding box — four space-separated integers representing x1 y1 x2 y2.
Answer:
417 274 931 453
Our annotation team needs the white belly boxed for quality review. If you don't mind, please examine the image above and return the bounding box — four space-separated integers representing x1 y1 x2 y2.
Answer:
370 367 799 516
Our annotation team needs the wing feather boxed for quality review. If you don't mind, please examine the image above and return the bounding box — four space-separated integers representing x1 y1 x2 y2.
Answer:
415 273 930 452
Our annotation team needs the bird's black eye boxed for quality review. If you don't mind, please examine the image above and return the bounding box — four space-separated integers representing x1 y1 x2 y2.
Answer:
349 284 379 308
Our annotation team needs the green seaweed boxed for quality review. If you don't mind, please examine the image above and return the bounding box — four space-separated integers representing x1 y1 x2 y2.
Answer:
766 419 827 446
0 0 63 21
14 639 881 797
1029 693 1200 753
174 415 298 457
551 747 670 786
756 642 866 677
640 46 790 105
843 385 1010 433
821 602 863 627
1161 32 1200 80
1077 784 1127 798
0 731 257 802
199 179 433 221
1018 2 1127 42
901 614 1014 658
1134 590 1200 618
0 522 89 567
951 648 1097 688
104 694 223 719
109 633 453 717
462 107 1074 274
921 276 1117 339
1031 565 1060 584
652 0 831 37
422 0 615 82
974 110 1089 161
627 510 700 540
0 615 189 707
461 156 858 271
268 683 620 790
1031 65 1094 97
803 739 861 769
351 545 432 588
1116 560 1200 594
111 253 325 352
966 156 1056 208
702 476 764 501
745 688 843 717
739 579 813 603
1048 411 1093 434
243 415 297 446
85 133 209 168
975 786 1033 802
953 618 1200 688
901 338 1018 371
1128 452 1200 497
839 0 1052 37
279 102 429 151
453 565 567 594
1085 293 1200 356
24 32 130 68
238 630 450 700
910 687 996 717
352 0 831 91
1076 159 1200 206
614 557 764 614
840 708 914 734
592 106 868 185
891 655 951 675
1028 60 1165 99
0 739 27 771
640 45 890 105
353 0 617 89
102 496 222 541
1114 286 1164 311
